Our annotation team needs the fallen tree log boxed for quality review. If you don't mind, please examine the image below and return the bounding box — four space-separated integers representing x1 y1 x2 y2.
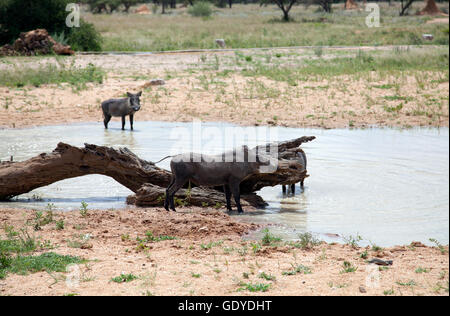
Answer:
127 184 267 208
0 136 315 207
0 142 171 200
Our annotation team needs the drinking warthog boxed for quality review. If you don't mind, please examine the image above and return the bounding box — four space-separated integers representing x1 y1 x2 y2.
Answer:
282 149 307 195
160 146 276 213
101 92 142 130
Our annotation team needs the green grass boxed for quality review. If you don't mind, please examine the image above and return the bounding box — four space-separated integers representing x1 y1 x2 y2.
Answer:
282 264 312 276
1 252 84 279
143 231 177 243
85 3 449 52
241 48 449 84
259 272 276 281
341 261 358 274
396 280 417 287
0 61 105 89
111 273 138 283
261 229 282 246
238 282 270 292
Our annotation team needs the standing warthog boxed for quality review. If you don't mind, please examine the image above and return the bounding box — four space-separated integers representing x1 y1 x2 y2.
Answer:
101 91 142 130
282 149 307 195
161 146 276 213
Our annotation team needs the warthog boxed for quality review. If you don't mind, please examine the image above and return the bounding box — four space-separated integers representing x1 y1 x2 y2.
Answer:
161 146 276 213
282 149 307 195
101 91 142 130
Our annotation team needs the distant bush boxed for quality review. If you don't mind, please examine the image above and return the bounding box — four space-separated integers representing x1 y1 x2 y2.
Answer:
188 1 213 18
67 20 103 51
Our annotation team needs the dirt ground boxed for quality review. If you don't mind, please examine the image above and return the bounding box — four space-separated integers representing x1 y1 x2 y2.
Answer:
0 47 448 130
0 207 448 296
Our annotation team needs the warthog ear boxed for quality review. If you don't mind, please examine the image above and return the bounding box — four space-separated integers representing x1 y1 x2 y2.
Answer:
137 91 142 97
127 92 133 98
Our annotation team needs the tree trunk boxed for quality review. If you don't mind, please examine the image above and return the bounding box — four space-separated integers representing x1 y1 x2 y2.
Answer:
0 136 315 207
400 0 415 16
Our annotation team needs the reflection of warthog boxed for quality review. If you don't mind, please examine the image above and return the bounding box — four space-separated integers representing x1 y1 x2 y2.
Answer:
282 149 307 195
101 92 142 131
162 146 274 214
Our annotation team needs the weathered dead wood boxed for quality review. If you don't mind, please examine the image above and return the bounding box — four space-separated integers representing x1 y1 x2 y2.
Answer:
127 184 267 208
0 142 171 200
0 136 315 207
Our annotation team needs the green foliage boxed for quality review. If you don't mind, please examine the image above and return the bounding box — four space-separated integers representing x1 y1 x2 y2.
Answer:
111 273 138 283
188 1 213 18
238 282 270 292
261 229 282 246
0 61 105 89
67 20 103 52
1 252 84 279
80 201 89 217
0 0 72 45
340 261 357 273
282 264 312 276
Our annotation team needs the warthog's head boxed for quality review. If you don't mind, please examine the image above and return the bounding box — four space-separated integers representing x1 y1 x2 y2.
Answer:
127 91 142 112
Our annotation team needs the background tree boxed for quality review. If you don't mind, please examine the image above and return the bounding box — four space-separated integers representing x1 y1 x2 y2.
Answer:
260 0 299 22
0 0 71 44
400 0 415 15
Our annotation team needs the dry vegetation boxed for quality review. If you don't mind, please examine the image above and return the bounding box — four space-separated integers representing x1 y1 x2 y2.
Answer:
85 3 449 51
0 207 448 296
0 46 448 129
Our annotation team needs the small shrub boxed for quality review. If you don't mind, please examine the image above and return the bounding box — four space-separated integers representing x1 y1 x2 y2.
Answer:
80 202 88 217
238 282 270 292
341 261 357 273
188 2 212 18
111 273 138 283
261 229 282 246
67 20 102 52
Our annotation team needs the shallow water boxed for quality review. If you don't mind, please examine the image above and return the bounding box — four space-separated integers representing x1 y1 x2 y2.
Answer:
0 121 448 246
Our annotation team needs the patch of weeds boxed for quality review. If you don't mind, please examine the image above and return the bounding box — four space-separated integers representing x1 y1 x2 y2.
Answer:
360 250 369 259
79 202 88 217
55 220 64 231
282 264 312 276
237 282 270 293
250 242 262 254
429 238 447 254
383 104 403 113
396 280 416 287
143 231 177 243
261 229 282 246
1 252 84 279
111 273 138 283
340 261 357 274
343 234 363 249
371 244 384 252
0 62 105 90
30 210 54 231
200 241 223 250
293 232 321 249
383 95 412 102
191 273 201 278
259 272 276 281
242 272 250 279
415 267 430 274
383 288 395 296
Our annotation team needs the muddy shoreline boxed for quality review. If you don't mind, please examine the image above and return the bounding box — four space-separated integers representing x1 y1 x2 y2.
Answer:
0 207 448 296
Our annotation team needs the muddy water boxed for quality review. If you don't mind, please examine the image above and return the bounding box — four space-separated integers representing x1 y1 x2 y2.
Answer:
0 121 448 246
